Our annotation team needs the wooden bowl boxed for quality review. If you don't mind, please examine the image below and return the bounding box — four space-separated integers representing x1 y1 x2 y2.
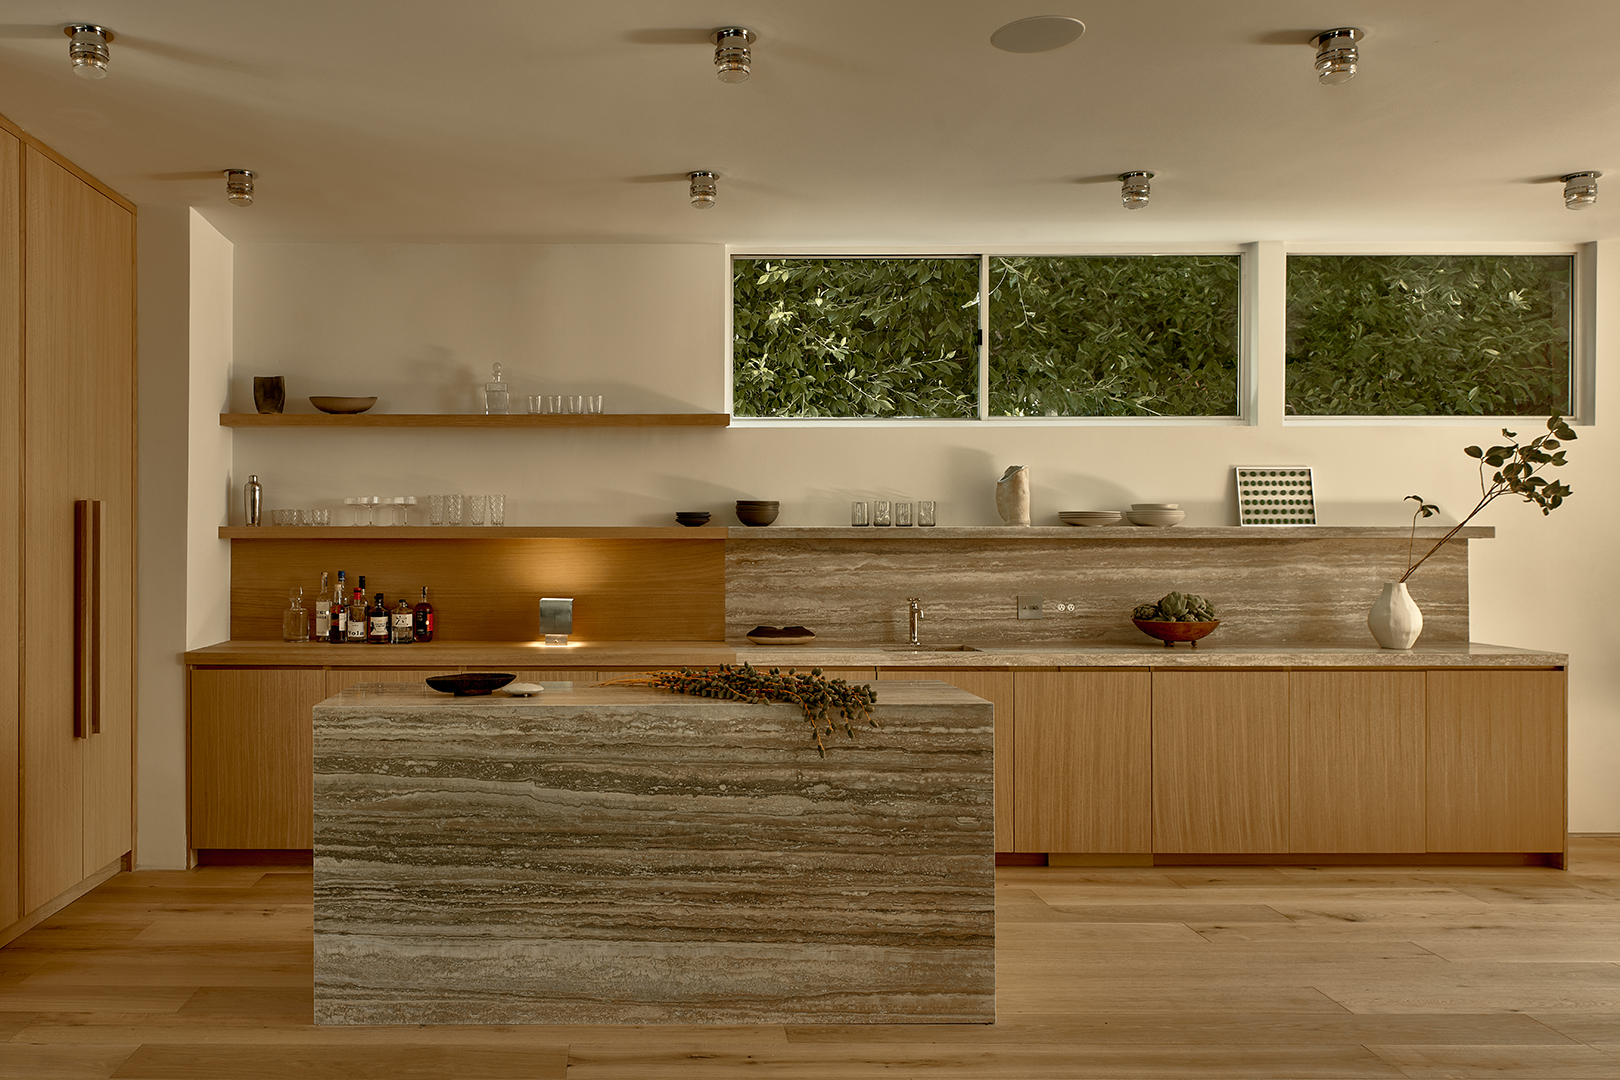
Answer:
1132 619 1220 647
309 396 377 414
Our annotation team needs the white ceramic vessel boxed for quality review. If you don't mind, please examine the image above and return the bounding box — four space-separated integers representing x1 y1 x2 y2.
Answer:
1367 581 1423 649
1125 509 1185 527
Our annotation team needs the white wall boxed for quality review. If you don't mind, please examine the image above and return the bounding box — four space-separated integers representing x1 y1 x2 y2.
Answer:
188 211 233 650
224 241 1620 832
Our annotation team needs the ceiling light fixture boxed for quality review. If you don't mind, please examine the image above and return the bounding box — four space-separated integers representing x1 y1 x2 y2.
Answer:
1561 172 1601 210
990 16 1085 53
710 28 756 83
688 171 717 209
1310 28 1364 85
1118 171 1153 210
64 24 113 79
224 170 256 207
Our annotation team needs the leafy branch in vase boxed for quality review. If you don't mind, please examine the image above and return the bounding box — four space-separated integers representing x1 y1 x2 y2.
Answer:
1401 414 1576 583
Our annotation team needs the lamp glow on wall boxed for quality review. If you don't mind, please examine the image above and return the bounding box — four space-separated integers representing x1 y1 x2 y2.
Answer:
65 24 113 79
224 170 255 207
710 28 756 83
688 171 718 209
1118 171 1153 210
1562 172 1600 210
1310 27 1363 85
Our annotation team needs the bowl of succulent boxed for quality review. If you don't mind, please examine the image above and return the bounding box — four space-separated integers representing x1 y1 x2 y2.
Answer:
1131 591 1219 647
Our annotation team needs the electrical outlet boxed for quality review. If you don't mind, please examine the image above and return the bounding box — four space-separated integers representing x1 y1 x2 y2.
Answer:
1017 594 1043 620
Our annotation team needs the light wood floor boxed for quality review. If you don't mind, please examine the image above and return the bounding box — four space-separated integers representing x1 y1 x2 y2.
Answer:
0 840 1616 1079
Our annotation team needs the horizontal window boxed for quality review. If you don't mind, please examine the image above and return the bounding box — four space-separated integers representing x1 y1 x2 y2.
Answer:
1286 254 1573 417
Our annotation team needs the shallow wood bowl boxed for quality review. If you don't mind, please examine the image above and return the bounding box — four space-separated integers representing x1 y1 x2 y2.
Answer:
309 395 378 414
1132 619 1220 647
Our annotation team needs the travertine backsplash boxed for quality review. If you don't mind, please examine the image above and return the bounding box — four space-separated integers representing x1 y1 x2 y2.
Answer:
725 536 1469 646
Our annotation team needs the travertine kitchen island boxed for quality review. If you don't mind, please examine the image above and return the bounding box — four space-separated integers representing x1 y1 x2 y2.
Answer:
312 680 994 1025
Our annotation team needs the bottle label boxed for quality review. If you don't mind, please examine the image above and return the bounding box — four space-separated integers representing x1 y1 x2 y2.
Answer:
348 618 366 640
316 611 331 636
393 613 412 630
369 616 387 637
424 613 434 632
337 609 347 632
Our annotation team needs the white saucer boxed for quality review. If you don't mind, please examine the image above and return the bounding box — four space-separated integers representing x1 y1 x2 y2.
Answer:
503 682 545 696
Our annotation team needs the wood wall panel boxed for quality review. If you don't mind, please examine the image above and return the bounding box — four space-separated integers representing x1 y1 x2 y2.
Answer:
1015 671 1150 854
324 668 466 697
0 129 19 926
879 669 1014 850
1290 671 1426 852
1427 670 1566 853
231 538 725 642
1152 671 1290 853
191 669 325 849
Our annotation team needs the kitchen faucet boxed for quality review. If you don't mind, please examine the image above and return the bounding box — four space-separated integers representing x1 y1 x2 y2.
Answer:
908 597 924 646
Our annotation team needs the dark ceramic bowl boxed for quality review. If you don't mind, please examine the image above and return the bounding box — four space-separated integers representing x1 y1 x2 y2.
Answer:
675 511 711 527
736 506 779 526
1132 619 1220 648
426 672 516 695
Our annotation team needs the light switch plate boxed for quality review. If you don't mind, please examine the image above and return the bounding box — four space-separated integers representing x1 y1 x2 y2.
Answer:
1017 594 1043 620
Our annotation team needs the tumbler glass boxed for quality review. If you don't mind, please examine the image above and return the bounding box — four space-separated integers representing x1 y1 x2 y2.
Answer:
851 500 870 527
447 494 463 526
587 395 603 414
489 494 506 526
468 494 487 526
874 500 892 527
527 395 542 414
545 395 562 414
895 502 913 527
311 509 331 526
917 500 936 527
568 395 584 414
428 494 445 525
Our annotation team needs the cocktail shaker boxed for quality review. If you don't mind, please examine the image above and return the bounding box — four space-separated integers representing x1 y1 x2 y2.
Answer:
245 474 262 526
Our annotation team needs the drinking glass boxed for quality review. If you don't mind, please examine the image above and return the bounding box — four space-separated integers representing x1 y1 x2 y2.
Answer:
527 395 542 414
851 500 870 527
345 497 363 526
311 509 331 526
361 496 380 526
468 494 487 526
489 494 506 526
400 496 416 526
587 395 603 414
428 494 445 525
447 494 463 526
545 395 562 414
567 395 584 414
874 500 892 527
895 502 913 527
917 500 936 527
271 509 290 526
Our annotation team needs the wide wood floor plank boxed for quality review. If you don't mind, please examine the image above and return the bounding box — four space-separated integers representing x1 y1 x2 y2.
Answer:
0 1042 137 1079
110 1043 567 1079
1366 1043 1620 1078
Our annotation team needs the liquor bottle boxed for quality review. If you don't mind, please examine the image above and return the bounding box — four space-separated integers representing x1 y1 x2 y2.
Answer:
347 575 369 642
367 592 390 644
484 362 509 415
314 572 332 640
331 570 348 643
391 598 414 644
413 586 435 643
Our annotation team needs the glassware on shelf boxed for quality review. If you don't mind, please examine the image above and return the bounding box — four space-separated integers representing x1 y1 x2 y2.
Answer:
283 588 309 642
527 395 542 414
587 395 603 414
428 494 445 525
545 395 561 414
399 496 416 525
344 497 363 526
874 500 892 527
484 363 509 415
489 494 505 526
895 502 913 527
851 501 870 526
447 494 463 526
917 500 936 527
468 494 487 526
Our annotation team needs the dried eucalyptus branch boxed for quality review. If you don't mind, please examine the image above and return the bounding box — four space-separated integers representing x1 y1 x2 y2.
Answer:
599 664 878 757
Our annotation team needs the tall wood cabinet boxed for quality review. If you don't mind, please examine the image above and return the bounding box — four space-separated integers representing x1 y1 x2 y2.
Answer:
0 118 136 932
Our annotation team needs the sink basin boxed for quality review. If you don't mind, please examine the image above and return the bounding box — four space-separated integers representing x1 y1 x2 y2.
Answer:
876 643 980 652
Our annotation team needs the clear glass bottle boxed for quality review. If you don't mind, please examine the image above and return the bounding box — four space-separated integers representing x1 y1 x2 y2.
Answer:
314 572 331 640
413 586 435 642
347 575 369 642
484 362 509 415
391 597 414 644
282 588 309 642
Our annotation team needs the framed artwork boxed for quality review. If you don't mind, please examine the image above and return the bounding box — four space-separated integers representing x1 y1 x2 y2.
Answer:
1235 466 1317 526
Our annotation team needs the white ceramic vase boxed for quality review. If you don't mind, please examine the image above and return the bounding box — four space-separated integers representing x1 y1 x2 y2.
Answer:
1367 581 1423 649
996 465 1031 526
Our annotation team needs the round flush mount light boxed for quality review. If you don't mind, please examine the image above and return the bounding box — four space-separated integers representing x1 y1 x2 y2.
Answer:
64 24 114 79
990 16 1085 53
688 171 718 209
1562 172 1601 210
1310 27 1364 85
710 28 756 82
1118 171 1153 210
224 170 255 207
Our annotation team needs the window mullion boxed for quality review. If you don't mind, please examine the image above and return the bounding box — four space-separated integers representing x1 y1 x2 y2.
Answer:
978 254 991 420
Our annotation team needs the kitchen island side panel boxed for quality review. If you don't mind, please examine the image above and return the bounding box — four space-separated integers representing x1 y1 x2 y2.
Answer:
313 681 994 1024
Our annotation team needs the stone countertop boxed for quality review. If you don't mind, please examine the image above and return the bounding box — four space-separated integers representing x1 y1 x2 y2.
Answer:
315 678 987 710
188 638 1567 669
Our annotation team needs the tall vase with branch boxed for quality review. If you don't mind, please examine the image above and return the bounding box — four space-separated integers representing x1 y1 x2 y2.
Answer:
1369 414 1576 649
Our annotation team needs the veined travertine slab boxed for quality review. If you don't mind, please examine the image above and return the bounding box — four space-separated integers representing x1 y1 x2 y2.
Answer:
313 681 994 1025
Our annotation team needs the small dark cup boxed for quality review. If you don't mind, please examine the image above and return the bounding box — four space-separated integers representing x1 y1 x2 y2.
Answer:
736 506 779 527
253 376 286 414
675 511 711 528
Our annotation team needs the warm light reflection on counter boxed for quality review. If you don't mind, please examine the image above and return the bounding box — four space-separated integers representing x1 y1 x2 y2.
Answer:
525 639 584 648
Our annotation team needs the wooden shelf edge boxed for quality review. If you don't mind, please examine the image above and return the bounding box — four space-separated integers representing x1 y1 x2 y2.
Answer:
220 413 730 428
219 524 1495 541
219 526 728 539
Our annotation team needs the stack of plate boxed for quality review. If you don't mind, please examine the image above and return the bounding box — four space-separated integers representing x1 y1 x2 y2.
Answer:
1058 510 1122 527
1126 503 1185 527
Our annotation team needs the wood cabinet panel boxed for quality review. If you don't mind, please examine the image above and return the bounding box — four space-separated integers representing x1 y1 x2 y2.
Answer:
190 669 325 849
1290 671 1425 852
324 667 463 697
1427 670 1566 853
879 669 1014 850
1153 671 1290 853
1014 671 1150 854
0 129 19 926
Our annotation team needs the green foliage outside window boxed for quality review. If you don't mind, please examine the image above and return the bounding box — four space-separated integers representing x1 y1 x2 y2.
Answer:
1286 255 1572 416
988 256 1241 416
731 257 979 418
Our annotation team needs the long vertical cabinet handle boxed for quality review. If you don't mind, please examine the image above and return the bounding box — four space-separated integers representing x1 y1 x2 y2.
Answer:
72 500 104 739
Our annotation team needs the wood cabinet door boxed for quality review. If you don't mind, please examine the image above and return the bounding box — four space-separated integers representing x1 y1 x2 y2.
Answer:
1015 671 1150 854
1153 670 1289 853
325 667 464 697
879 669 1014 850
21 147 135 906
1290 671 1425 852
1427 670 1566 853
0 129 19 926
190 669 326 849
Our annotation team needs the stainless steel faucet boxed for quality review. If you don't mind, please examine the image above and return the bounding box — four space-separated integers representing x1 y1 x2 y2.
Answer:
907 597 924 645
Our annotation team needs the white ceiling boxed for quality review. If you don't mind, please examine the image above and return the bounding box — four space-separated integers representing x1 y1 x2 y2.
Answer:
0 0 1615 246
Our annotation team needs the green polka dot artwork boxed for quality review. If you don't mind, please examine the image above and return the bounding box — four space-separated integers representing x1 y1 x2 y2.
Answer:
1234 466 1317 527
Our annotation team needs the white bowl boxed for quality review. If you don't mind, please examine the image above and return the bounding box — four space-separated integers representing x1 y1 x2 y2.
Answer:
1131 503 1179 510
1126 510 1185 527
503 682 545 696
1059 511 1122 527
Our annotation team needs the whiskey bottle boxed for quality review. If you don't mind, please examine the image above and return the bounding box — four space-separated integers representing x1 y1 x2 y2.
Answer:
413 586 435 642
391 598 414 644
314 572 331 640
347 575 369 642
367 592 389 644
331 570 348 643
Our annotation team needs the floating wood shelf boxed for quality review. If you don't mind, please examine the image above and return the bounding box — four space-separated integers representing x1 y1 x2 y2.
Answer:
219 413 730 428
219 526 726 539
220 525 1494 541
